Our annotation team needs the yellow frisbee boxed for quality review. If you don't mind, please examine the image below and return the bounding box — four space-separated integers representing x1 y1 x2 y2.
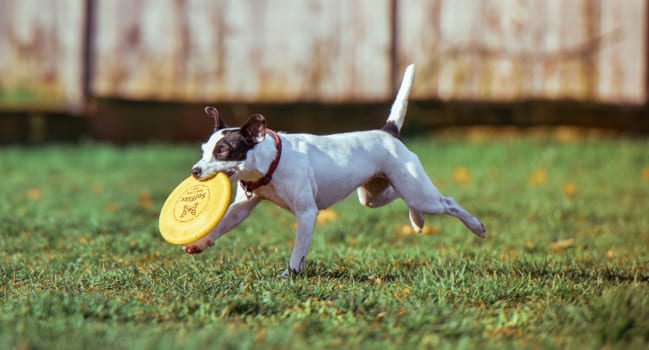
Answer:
159 173 232 245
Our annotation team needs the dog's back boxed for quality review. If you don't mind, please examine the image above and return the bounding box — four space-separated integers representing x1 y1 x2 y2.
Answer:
272 64 416 208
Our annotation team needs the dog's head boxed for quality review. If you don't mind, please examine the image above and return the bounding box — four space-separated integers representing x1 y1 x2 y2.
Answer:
191 106 267 181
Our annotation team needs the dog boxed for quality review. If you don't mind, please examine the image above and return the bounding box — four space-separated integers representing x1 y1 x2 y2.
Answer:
185 64 486 277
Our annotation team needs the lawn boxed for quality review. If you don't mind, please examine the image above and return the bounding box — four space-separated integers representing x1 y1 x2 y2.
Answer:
1 131 648 349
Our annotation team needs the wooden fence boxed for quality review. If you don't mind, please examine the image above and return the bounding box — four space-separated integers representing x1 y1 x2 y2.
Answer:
0 0 646 114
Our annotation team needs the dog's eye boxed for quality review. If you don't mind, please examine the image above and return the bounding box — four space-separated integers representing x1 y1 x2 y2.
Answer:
214 145 228 157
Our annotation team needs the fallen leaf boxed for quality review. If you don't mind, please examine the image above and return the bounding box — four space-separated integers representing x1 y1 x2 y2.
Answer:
453 167 471 185
27 188 43 200
563 182 577 198
400 225 416 236
485 326 520 338
91 184 103 194
139 190 154 209
367 275 383 284
254 328 268 345
393 288 412 300
399 224 440 236
550 238 574 252
643 168 649 182
421 225 440 235
554 127 580 143
316 209 339 226
606 249 618 259
106 202 119 213
528 169 548 186
524 241 536 250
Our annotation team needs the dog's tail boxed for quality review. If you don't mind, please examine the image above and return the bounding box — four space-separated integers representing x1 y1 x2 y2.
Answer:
385 64 415 132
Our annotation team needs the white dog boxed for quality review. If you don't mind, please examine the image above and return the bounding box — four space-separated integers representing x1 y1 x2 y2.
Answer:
186 65 486 276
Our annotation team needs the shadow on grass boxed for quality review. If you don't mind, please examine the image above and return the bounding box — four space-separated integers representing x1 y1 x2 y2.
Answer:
511 259 649 284
297 257 649 286
298 261 403 283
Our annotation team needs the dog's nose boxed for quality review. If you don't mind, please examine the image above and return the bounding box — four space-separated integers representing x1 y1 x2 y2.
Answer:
191 167 202 179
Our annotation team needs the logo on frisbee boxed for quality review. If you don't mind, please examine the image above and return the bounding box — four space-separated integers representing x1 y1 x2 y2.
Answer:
173 185 210 222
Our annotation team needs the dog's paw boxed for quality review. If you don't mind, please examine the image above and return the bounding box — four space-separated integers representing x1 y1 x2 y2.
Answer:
473 221 487 239
182 236 215 254
279 267 302 279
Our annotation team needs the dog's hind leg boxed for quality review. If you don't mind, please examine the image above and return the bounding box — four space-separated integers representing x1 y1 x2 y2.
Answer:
438 196 486 237
357 176 426 232
388 159 486 238
409 192 485 238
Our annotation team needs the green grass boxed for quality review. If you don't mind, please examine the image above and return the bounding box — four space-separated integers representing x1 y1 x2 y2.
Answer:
1 134 648 349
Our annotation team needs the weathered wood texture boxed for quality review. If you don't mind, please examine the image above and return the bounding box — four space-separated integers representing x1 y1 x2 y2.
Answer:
398 0 647 103
0 0 646 111
92 0 392 102
0 0 85 112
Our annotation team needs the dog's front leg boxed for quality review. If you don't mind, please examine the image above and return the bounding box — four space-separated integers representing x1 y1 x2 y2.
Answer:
282 207 318 277
183 195 261 254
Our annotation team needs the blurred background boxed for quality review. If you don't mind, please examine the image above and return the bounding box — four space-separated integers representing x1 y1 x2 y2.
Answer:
0 0 647 143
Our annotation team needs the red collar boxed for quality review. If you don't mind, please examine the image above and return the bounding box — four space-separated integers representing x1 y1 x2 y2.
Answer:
240 129 282 197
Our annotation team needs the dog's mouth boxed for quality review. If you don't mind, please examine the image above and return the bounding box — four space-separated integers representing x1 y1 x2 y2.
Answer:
193 165 239 181
199 169 237 181
222 168 237 178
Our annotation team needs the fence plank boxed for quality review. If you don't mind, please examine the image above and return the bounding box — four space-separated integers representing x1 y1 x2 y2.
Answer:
0 0 85 112
397 0 647 104
92 0 392 102
597 0 647 103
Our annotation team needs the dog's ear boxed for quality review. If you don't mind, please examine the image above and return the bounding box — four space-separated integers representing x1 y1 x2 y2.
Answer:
240 114 266 144
205 106 228 131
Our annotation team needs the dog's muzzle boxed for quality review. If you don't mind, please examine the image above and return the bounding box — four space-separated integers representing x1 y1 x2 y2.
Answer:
191 167 203 179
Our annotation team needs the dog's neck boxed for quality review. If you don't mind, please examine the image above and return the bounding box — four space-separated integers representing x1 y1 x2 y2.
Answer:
239 130 282 187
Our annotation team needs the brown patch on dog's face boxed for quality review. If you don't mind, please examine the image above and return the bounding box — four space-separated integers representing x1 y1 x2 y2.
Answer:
212 130 257 161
